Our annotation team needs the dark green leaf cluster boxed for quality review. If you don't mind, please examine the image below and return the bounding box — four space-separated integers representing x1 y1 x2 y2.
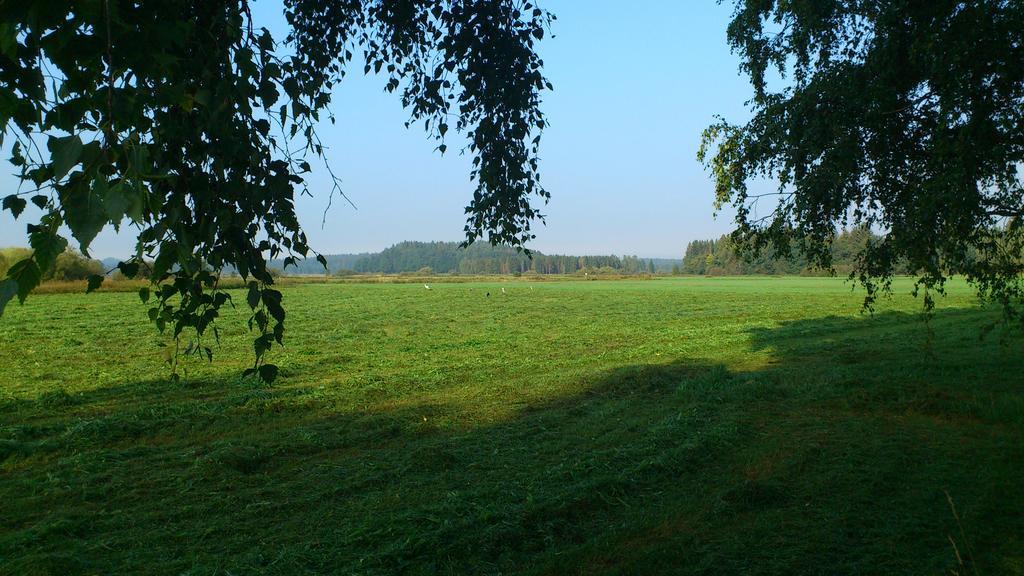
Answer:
285 0 553 248
701 1 1024 315
0 1 552 380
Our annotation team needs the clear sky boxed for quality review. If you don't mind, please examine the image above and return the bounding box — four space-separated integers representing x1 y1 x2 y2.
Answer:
0 0 758 259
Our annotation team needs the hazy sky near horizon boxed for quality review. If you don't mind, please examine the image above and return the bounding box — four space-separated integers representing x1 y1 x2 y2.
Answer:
0 1 760 259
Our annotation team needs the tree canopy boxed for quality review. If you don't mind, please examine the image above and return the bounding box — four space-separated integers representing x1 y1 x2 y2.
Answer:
0 0 553 380
700 1 1023 313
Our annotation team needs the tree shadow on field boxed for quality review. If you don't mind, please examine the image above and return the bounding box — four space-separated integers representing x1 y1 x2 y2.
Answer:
1 308 1023 576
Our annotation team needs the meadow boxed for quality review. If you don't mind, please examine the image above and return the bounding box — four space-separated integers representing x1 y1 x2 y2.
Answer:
0 276 1021 575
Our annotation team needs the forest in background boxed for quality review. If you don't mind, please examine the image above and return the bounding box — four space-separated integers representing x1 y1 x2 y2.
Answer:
678 228 876 275
272 230 877 276
265 241 670 275
0 228 885 280
350 242 659 275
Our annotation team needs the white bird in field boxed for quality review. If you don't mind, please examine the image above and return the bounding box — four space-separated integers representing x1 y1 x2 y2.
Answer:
424 284 431 290
501 287 507 294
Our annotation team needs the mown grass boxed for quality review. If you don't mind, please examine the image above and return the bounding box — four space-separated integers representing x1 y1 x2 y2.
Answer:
0 277 1021 575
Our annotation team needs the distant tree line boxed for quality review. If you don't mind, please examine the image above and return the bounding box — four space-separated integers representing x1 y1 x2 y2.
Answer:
677 228 876 275
338 241 661 275
6 225 995 282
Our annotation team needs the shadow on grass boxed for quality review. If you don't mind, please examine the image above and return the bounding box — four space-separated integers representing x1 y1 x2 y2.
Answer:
1 308 1022 575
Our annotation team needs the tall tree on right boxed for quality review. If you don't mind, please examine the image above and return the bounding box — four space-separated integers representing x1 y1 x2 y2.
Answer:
700 1 1023 314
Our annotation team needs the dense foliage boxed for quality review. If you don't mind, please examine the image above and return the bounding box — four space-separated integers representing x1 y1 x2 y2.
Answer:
701 1 1024 313
681 228 875 276
0 1 553 379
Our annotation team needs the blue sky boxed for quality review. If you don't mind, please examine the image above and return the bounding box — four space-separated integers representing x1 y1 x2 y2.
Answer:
1 0 758 259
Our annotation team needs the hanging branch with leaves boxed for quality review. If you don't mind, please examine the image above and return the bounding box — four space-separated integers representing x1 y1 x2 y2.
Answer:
700 1 1024 320
0 0 554 381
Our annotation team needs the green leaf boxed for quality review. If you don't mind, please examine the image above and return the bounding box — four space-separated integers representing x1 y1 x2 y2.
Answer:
2 195 26 218
28 227 67 273
258 29 274 51
256 80 278 110
30 195 48 209
47 134 83 181
247 283 260 309
0 279 17 318
261 289 284 323
124 185 144 223
103 180 130 225
0 87 17 127
9 141 24 166
139 286 150 303
7 258 41 303
253 333 273 357
63 180 107 253
86 274 104 293
118 261 140 278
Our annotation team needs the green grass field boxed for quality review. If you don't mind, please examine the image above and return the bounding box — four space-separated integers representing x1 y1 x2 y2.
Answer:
1 277 1021 575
